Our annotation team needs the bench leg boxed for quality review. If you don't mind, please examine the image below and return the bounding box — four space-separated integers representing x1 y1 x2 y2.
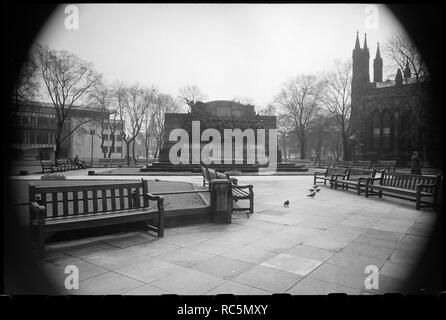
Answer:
415 191 421 210
37 213 46 258
250 197 254 214
158 206 165 238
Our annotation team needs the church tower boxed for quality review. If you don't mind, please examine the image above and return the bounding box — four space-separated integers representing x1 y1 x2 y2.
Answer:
373 42 383 83
352 32 371 99
351 32 371 161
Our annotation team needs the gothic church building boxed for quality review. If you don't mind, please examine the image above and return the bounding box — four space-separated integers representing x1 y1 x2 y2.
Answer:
350 32 433 165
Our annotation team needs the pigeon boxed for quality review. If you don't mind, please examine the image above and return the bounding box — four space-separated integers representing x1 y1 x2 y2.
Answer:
155 178 160 182
309 187 316 192
306 191 316 198
315 186 321 192
283 200 290 207
313 185 318 188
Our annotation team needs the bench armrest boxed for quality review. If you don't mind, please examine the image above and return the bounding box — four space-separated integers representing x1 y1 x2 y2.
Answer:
314 171 326 176
144 193 165 211
29 201 46 223
233 184 254 194
230 178 238 185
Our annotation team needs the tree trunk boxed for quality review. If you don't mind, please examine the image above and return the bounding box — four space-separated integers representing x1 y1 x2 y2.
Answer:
132 140 136 165
125 141 131 166
54 134 61 161
299 134 306 160
145 134 149 160
342 134 350 161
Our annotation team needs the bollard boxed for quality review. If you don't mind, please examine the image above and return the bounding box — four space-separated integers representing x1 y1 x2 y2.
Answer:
210 179 232 224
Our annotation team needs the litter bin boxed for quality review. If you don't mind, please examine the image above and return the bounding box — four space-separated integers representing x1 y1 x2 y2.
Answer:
209 179 232 224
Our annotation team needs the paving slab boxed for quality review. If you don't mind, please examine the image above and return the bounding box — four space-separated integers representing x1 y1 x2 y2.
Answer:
286 277 361 295
307 263 367 290
233 265 302 293
219 245 277 264
75 272 144 295
284 245 336 262
260 253 322 276
190 256 255 279
204 280 272 295
156 247 216 267
150 267 224 295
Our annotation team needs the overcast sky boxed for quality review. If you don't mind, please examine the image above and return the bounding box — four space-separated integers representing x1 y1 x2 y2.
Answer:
36 4 405 108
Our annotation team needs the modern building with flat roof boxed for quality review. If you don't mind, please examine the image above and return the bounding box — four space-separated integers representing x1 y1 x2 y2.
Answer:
9 100 125 161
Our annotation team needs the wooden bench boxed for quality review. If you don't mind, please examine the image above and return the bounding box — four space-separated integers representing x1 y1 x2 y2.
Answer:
373 160 397 172
56 158 81 171
353 160 372 169
365 171 441 210
28 179 164 257
98 158 127 167
333 167 378 195
40 160 64 174
314 166 349 188
207 168 254 214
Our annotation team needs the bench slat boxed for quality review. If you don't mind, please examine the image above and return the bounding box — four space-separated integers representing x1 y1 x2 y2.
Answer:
111 189 116 211
127 188 132 208
102 189 107 212
119 188 125 210
62 192 68 216
83 190 88 214
52 192 58 217
73 191 79 215
92 190 98 212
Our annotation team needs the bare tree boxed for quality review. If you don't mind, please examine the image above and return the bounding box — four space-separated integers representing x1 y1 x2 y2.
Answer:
119 84 155 166
383 33 431 160
383 33 428 82
275 75 324 159
13 50 39 108
87 83 114 158
319 60 352 160
259 104 277 116
178 85 207 108
111 81 128 159
140 112 154 161
277 113 294 161
35 44 101 159
150 93 180 158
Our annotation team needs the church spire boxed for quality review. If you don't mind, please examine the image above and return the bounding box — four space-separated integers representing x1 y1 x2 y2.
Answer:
363 33 368 50
354 30 361 50
375 42 381 59
373 42 383 83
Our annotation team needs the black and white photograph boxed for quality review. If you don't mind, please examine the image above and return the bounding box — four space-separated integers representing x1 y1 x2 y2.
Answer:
3 3 444 300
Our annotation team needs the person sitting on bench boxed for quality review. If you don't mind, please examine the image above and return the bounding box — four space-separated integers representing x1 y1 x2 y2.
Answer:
73 154 87 169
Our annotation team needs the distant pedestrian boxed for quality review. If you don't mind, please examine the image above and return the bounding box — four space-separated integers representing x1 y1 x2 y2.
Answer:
74 154 87 169
410 151 421 175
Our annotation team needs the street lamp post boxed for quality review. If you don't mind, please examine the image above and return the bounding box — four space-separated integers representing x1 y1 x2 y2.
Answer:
90 128 95 167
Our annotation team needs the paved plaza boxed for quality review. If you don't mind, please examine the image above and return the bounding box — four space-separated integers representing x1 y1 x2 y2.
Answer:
16 172 436 295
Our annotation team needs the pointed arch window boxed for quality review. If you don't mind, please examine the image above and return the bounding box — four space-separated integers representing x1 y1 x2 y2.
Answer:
371 112 380 150
382 111 392 150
